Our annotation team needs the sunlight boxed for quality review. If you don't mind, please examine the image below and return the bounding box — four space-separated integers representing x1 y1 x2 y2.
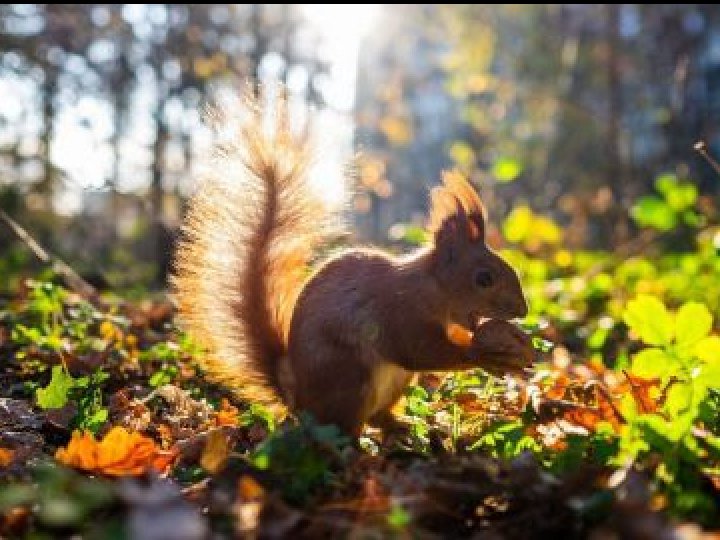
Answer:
301 4 380 110
300 5 380 207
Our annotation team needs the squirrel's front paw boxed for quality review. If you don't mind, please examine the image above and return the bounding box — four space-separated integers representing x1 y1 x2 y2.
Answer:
470 319 534 377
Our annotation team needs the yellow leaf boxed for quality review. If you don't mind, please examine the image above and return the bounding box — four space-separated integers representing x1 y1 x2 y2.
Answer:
100 320 121 342
200 429 230 474
553 250 573 268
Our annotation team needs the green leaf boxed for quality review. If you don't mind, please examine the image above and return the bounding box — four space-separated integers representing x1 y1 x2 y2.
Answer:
637 412 691 442
695 347 720 394
399 224 428 246
387 504 411 529
675 302 712 347
665 383 693 418
664 182 697 212
682 210 704 228
0 484 36 510
149 370 170 388
78 407 108 433
631 348 680 379
654 173 678 195
36 365 75 409
252 452 270 470
492 156 523 183
695 335 720 364
623 295 674 346
697 361 720 386
240 403 276 432
631 196 676 231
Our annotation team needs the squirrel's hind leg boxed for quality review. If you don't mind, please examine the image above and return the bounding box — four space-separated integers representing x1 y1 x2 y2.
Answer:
292 348 371 437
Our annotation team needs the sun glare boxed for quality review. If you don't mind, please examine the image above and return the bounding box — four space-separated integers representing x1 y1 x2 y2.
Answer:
301 4 380 111
299 5 380 207
28 5 381 214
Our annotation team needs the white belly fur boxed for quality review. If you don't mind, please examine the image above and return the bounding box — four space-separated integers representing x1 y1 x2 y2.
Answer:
364 362 413 418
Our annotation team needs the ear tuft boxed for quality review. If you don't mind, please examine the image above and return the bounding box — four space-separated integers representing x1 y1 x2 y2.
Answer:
428 170 486 243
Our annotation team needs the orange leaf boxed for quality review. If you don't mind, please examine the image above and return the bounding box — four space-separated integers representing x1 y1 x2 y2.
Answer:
238 475 265 500
562 407 605 432
215 398 239 427
56 426 177 476
546 374 570 400
623 371 661 414
558 383 624 433
0 447 15 468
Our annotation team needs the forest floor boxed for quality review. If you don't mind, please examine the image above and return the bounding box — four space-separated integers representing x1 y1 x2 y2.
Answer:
1 254 720 538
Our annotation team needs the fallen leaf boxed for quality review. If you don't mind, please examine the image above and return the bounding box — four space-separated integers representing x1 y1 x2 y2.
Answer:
99 320 122 342
0 447 15 467
238 475 265 500
546 374 570 400
199 429 230 474
622 371 661 414
215 398 239 427
562 406 605 432
56 426 177 476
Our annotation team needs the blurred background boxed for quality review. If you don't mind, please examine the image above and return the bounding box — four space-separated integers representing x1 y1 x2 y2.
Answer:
0 4 718 291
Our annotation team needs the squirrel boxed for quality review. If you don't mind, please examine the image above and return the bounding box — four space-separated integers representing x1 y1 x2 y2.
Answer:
172 97 533 436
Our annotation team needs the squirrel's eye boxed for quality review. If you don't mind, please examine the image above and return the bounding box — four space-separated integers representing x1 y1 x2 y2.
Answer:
474 269 494 288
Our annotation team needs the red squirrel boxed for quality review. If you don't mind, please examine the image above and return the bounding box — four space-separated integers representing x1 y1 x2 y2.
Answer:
173 98 533 435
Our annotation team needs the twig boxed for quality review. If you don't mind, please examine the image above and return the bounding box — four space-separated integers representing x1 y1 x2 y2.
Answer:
0 209 99 301
694 141 720 177
0 209 51 262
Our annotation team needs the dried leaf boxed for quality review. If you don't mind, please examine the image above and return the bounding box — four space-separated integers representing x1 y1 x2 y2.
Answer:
199 429 230 474
0 447 15 467
546 374 570 400
622 371 661 414
562 406 605 432
238 475 265 500
214 398 239 427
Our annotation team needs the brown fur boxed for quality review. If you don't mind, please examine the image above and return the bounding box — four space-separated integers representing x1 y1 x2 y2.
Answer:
172 96 335 414
174 97 531 435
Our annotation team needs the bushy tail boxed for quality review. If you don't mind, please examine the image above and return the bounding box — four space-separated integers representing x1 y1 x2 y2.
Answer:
172 95 336 410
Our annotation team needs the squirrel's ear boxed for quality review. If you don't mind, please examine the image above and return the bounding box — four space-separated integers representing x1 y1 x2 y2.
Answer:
434 214 461 267
433 198 474 269
428 170 486 246
466 212 485 243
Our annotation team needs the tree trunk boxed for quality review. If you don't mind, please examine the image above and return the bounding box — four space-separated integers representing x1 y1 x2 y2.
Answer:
151 104 171 286
40 71 57 197
606 4 628 246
